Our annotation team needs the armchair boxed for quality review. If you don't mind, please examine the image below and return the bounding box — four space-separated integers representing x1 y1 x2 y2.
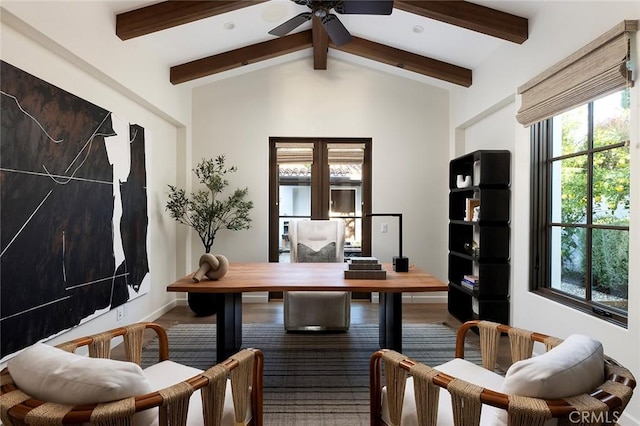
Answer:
1 322 263 426
284 219 351 331
371 320 635 426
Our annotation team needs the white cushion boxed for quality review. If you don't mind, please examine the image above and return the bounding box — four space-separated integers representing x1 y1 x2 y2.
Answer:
297 242 336 262
495 334 604 426
7 343 153 405
501 334 604 398
143 360 251 426
381 358 504 426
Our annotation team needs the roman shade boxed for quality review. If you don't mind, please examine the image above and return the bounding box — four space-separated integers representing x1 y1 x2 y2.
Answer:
275 142 313 164
275 141 365 165
516 20 637 127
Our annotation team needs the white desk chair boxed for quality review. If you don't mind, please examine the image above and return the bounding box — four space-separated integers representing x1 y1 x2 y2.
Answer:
284 219 351 331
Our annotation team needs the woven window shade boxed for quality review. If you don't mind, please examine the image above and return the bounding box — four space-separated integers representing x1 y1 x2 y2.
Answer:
517 20 637 127
276 142 313 164
276 142 365 164
327 143 365 165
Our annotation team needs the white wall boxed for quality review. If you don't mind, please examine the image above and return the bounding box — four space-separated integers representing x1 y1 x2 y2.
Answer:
451 2 640 424
190 57 450 303
0 3 189 361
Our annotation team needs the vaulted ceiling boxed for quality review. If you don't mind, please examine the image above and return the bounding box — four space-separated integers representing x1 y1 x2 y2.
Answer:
113 1 530 88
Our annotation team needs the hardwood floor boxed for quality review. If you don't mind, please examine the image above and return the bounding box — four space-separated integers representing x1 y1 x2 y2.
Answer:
146 301 513 369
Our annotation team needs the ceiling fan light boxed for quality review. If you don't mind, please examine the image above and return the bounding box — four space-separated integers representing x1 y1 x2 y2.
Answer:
314 8 327 18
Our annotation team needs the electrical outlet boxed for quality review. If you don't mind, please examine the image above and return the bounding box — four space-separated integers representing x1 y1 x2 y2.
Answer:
116 306 124 322
381 223 388 233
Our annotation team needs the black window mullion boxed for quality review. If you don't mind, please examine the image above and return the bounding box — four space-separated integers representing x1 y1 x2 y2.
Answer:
585 102 595 302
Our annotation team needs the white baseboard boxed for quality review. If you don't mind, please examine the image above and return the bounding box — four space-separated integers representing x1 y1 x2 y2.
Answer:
410 292 448 304
370 291 448 304
243 293 269 303
144 299 180 322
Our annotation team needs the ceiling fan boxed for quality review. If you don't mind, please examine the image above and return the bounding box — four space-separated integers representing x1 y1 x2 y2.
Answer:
268 0 394 46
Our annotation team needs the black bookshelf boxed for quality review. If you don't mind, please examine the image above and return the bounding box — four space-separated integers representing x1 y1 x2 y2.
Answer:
447 150 511 324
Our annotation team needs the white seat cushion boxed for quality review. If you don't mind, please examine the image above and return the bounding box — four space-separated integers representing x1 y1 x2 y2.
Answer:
381 358 504 426
143 360 251 426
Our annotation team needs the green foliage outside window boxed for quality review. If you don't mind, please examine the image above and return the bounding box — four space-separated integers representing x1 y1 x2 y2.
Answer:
556 90 630 304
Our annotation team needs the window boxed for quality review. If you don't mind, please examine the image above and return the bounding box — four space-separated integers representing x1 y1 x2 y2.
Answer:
530 89 630 326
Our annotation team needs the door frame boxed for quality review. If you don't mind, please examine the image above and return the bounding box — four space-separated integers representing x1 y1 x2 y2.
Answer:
268 137 372 263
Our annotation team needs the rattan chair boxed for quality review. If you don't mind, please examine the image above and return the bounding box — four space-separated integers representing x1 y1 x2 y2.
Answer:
0 322 263 426
370 320 636 426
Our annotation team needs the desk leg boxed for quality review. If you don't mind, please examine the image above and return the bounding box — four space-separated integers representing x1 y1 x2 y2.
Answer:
379 292 402 352
215 293 242 363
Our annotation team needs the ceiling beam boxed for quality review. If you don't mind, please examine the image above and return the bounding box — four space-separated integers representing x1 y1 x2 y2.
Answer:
312 16 328 70
332 36 472 87
170 29 471 86
394 1 528 44
170 30 313 84
116 0 266 40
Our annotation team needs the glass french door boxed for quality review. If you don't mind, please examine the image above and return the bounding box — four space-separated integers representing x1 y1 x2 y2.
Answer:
268 138 372 264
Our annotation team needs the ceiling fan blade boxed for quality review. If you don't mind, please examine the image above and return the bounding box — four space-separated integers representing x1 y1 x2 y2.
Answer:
268 12 312 37
322 14 352 46
334 1 394 15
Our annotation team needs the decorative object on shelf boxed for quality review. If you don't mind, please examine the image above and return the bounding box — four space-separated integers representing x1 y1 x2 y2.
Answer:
344 257 386 279
465 198 480 221
193 253 229 282
165 156 253 315
472 206 480 222
463 241 479 257
456 174 472 188
366 213 409 272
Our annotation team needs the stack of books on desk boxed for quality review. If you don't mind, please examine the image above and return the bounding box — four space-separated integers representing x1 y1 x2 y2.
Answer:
344 257 387 280
461 274 479 292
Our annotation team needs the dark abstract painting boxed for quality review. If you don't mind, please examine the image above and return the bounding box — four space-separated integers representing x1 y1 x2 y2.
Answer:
0 61 150 359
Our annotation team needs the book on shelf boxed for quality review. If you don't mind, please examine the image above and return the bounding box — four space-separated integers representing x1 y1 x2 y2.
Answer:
463 274 479 283
460 280 478 291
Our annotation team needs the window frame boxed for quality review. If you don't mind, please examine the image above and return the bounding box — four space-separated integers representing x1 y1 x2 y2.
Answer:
529 98 629 327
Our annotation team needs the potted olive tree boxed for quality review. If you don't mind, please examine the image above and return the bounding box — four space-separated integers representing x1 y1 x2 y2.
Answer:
166 155 253 315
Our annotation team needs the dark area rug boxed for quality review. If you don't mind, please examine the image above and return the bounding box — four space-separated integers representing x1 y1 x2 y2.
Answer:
141 322 484 426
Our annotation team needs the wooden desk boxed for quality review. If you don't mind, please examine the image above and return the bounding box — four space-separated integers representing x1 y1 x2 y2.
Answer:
167 262 447 362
